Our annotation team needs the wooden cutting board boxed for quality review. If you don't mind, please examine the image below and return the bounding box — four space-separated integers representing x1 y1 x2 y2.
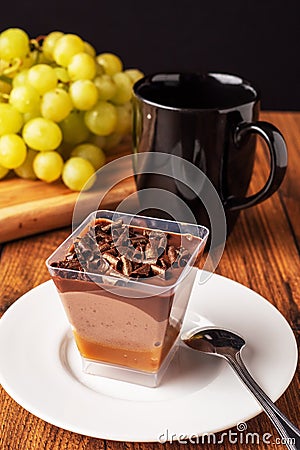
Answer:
0 139 136 243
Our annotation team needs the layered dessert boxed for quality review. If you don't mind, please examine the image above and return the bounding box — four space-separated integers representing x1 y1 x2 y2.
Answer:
47 212 208 378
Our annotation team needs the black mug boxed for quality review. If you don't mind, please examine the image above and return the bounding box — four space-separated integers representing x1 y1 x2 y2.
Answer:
132 73 287 235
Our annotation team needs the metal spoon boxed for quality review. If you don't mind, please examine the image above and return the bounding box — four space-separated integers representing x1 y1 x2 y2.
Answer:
181 327 300 450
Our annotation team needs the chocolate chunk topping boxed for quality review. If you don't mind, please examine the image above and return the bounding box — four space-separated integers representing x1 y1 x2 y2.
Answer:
158 257 170 270
102 252 121 270
101 223 112 232
131 264 151 278
51 218 193 281
98 242 111 253
130 235 148 245
167 246 178 264
150 264 166 279
120 255 133 276
104 247 118 257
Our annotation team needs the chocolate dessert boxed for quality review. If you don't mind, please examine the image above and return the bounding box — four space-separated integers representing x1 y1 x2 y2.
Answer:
47 213 208 376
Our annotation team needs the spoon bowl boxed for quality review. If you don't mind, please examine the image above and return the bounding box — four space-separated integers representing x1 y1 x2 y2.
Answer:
182 327 246 357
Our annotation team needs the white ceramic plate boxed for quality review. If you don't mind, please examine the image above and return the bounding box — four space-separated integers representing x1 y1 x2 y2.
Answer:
0 272 297 442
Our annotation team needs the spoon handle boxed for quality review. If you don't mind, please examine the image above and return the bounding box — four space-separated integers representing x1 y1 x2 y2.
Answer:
226 353 300 450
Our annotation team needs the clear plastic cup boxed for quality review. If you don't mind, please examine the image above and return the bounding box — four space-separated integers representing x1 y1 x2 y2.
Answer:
46 210 209 387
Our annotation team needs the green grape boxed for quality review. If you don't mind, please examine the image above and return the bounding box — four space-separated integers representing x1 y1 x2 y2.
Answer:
0 104 23 136
62 156 95 191
102 132 122 150
33 150 64 182
0 28 30 60
84 41 96 57
42 31 64 61
9 85 40 113
53 34 84 67
84 101 117 136
22 117 62 151
59 110 90 144
114 104 132 134
67 52 96 80
110 72 133 105
94 74 117 101
69 80 98 110
124 69 144 84
14 148 37 179
12 69 29 87
71 143 105 170
0 134 27 168
96 53 123 75
0 164 9 179
54 67 70 83
41 88 73 122
27 64 58 95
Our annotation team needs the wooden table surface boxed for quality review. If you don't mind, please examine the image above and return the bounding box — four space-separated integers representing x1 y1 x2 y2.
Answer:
0 111 299 450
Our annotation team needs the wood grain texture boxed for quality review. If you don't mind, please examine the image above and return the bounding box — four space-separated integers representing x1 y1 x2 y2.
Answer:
0 112 299 450
261 111 300 250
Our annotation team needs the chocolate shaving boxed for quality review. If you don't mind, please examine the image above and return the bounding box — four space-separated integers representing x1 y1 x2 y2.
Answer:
105 247 118 256
131 264 151 277
102 252 121 270
96 233 112 244
66 252 76 261
96 257 110 273
150 264 166 278
98 242 111 252
167 246 177 264
101 223 112 232
74 239 99 266
120 255 133 276
95 229 109 240
158 257 170 270
130 235 148 245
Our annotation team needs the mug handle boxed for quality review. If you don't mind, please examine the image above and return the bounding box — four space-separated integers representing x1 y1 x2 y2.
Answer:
225 121 288 211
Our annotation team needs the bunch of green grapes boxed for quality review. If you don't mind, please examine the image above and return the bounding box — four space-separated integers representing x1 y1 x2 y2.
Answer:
0 28 143 190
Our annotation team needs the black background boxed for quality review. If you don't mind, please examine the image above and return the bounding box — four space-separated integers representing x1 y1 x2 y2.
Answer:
1 0 299 110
